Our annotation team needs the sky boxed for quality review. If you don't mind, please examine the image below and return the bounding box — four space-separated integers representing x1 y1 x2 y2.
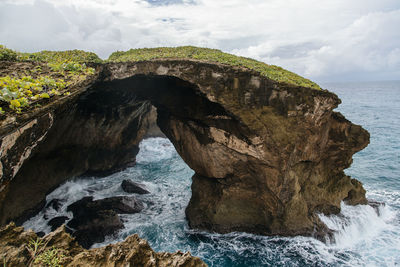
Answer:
0 0 399 82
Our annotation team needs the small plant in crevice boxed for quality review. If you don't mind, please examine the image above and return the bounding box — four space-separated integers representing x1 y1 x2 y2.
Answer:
26 237 64 267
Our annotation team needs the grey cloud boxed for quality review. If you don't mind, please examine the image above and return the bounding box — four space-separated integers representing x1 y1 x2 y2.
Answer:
0 0 399 81
266 42 324 59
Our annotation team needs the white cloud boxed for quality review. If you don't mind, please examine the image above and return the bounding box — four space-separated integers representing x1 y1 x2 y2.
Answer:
0 0 399 82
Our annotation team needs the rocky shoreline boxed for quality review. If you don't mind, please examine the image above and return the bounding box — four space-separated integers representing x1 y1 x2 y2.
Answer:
0 223 206 266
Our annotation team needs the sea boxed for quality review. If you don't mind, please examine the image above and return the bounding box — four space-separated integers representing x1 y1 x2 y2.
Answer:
23 80 400 267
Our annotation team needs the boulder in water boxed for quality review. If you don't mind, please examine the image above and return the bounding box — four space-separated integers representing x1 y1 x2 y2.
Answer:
45 198 63 211
121 179 150 194
67 210 124 248
66 196 143 248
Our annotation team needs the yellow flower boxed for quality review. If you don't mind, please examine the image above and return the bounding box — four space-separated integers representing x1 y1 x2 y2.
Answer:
10 99 21 109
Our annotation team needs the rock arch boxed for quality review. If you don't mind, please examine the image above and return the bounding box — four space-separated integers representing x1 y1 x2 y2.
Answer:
0 59 369 237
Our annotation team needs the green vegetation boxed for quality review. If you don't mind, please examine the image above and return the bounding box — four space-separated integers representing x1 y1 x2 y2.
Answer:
0 76 67 113
108 46 321 89
0 45 97 114
0 45 102 64
27 238 64 267
0 45 321 115
33 247 64 267
0 45 18 61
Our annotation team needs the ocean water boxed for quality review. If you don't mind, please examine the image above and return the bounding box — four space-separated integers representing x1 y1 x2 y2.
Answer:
23 81 400 266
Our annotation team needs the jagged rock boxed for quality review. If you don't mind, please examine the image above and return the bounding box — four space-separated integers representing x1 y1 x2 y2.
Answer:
121 179 150 194
48 216 69 231
0 223 207 266
68 209 123 248
0 58 370 237
66 196 143 248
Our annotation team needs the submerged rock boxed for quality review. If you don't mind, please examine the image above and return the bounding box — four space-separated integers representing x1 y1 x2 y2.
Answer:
368 200 385 216
0 223 207 266
121 179 150 194
45 198 63 211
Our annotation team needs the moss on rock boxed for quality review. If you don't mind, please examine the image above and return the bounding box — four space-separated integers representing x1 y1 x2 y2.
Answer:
108 46 321 90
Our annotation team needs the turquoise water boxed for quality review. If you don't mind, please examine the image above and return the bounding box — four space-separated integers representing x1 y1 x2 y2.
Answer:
24 81 400 266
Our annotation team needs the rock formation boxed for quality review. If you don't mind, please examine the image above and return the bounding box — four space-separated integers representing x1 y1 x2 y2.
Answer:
0 57 369 239
121 179 150 194
0 223 206 266
66 196 144 248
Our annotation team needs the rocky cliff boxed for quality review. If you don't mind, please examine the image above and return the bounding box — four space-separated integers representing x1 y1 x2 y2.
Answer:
0 47 369 242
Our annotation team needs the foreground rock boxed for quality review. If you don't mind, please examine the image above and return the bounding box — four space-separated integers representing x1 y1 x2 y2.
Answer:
66 196 143 248
122 179 150 194
0 58 370 237
0 223 207 266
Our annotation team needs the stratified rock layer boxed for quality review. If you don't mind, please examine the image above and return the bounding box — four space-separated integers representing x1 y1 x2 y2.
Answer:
0 59 369 237
0 223 206 266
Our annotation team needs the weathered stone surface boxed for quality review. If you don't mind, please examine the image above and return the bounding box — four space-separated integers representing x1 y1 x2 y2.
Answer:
0 59 370 238
121 179 150 194
0 223 207 266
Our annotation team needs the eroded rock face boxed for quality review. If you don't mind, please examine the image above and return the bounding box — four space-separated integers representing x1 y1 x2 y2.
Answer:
0 223 207 266
0 59 369 238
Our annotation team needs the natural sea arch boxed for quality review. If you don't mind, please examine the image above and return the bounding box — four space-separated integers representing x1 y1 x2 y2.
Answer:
0 60 369 238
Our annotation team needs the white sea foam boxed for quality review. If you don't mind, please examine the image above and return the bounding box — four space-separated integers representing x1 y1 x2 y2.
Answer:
319 202 395 248
136 137 176 163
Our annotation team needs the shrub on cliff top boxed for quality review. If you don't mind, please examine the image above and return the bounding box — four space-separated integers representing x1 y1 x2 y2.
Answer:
0 45 102 64
0 45 18 61
23 50 102 64
108 46 321 90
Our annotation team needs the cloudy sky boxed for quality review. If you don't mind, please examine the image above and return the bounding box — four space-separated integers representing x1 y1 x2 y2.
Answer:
0 0 399 82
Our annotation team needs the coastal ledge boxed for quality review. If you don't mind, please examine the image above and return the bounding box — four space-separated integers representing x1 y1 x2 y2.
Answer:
0 223 207 266
0 46 370 262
